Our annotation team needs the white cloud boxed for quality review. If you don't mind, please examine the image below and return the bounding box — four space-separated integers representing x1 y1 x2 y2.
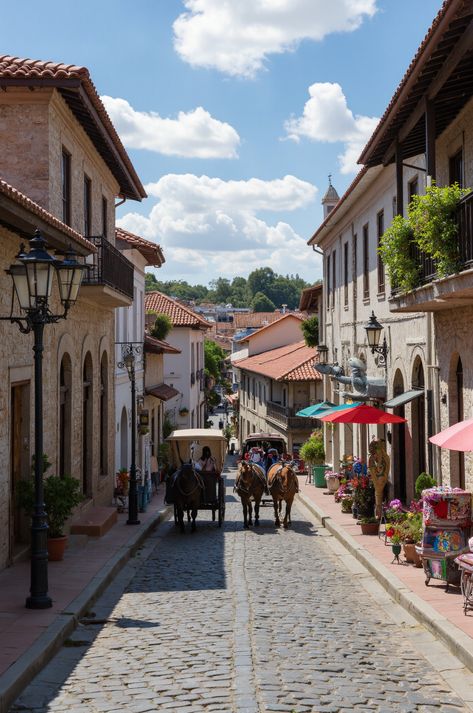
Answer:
117 173 319 281
284 82 379 173
173 0 377 78
101 96 240 159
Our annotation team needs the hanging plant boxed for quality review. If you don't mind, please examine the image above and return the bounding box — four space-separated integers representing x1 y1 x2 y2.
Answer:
378 215 419 293
408 183 471 277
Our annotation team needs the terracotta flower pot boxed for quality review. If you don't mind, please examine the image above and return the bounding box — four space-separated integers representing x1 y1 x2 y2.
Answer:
325 475 340 493
47 536 68 562
403 543 422 567
360 521 379 535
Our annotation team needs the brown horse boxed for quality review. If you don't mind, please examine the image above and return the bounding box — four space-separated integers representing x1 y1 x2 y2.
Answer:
235 461 266 529
267 462 299 528
170 463 203 533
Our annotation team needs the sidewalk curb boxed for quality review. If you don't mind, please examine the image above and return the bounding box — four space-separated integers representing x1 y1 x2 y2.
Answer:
0 504 172 713
297 491 473 674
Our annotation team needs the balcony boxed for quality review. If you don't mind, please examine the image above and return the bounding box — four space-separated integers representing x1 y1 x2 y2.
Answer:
390 192 473 313
82 236 134 307
266 401 320 431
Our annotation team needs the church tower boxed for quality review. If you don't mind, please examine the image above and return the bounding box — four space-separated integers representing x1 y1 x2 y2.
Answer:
322 175 340 219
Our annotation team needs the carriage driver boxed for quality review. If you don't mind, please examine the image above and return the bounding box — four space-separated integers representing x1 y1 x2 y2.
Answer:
264 448 279 474
195 446 218 475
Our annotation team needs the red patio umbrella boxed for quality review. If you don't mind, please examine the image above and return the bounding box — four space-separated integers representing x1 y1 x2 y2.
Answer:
429 417 473 452
319 403 406 424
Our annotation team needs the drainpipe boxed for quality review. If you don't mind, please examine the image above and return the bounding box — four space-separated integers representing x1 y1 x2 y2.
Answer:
115 196 127 209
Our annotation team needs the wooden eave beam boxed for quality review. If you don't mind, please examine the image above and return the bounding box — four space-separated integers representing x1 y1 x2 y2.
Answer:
382 16 473 166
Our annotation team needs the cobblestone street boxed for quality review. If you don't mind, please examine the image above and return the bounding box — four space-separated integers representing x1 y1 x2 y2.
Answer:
10 460 473 713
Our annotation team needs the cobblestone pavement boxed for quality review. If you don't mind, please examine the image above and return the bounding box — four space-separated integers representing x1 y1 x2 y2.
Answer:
10 460 473 712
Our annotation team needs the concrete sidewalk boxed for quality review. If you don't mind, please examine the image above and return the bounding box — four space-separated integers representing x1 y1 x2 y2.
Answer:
0 490 171 713
297 476 473 674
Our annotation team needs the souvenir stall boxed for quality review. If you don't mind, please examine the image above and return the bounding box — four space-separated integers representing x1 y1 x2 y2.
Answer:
416 487 471 591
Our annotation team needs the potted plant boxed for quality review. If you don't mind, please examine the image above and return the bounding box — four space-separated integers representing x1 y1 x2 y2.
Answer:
179 407 189 417
324 470 340 494
415 472 436 499
359 516 379 536
398 514 423 567
341 494 354 513
17 465 83 561
299 431 326 487
351 474 375 518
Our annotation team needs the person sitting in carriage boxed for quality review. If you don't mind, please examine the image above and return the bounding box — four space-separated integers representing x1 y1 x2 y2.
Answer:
196 446 218 475
263 448 279 474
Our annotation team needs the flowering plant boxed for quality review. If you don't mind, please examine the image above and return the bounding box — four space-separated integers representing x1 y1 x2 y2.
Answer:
116 468 129 496
351 474 375 517
397 513 423 544
334 479 350 502
386 526 402 545
324 470 339 480
389 499 403 510
409 498 423 513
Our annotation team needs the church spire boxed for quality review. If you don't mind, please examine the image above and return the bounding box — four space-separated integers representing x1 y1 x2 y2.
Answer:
322 174 340 219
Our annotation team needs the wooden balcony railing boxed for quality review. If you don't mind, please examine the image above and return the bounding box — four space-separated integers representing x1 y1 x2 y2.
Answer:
83 236 134 299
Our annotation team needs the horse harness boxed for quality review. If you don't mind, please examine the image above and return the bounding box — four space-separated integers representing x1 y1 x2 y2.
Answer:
175 465 205 497
234 462 267 495
267 463 298 496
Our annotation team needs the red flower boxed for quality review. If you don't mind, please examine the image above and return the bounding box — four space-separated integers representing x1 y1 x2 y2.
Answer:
386 528 395 538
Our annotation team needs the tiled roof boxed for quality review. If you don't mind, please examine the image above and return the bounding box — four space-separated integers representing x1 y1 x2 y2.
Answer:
233 311 301 330
145 291 211 329
0 56 145 201
144 334 180 355
116 227 165 267
234 341 321 382
0 177 96 253
245 313 304 341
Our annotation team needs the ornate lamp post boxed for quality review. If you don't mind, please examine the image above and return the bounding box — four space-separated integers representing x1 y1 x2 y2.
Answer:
2 230 86 609
364 311 389 367
317 344 329 365
117 343 142 525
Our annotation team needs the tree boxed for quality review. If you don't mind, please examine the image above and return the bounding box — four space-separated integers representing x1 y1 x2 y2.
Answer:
301 315 319 347
150 313 172 341
247 267 276 299
204 340 227 382
251 291 276 312
208 277 232 303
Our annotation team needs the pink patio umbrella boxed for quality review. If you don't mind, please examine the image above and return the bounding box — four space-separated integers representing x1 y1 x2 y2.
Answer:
429 417 473 452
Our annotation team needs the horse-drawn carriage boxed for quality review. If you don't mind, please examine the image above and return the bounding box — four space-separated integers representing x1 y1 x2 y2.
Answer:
165 429 227 532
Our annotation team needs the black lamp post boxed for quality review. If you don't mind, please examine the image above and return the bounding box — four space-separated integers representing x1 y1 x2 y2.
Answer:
317 344 329 365
117 343 142 525
2 230 86 609
364 311 389 367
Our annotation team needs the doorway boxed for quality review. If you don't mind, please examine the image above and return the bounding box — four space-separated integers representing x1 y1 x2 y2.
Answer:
120 406 129 470
391 370 406 502
10 382 31 562
82 353 93 498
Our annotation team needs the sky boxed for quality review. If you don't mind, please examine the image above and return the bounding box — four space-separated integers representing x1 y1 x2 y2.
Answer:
1 0 443 286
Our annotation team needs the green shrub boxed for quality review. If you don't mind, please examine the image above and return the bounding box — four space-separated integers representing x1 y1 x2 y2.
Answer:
299 431 325 465
150 313 172 341
17 473 83 538
415 472 436 498
378 215 419 292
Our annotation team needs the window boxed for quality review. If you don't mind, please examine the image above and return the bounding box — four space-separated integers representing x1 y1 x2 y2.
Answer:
326 254 331 310
408 177 418 201
331 249 336 308
352 233 358 298
59 354 72 477
102 197 108 238
449 149 463 187
61 148 71 226
377 210 385 294
84 175 92 236
363 223 369 299
343 242 349 307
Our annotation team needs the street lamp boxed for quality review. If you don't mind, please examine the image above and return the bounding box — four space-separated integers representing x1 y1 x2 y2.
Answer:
2 230 86 609
317 344 329 365
117 343 142 525
364 311 389 367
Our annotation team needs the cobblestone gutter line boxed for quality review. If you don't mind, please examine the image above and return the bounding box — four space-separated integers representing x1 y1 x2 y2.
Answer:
297 492 473 675
0 505 172 713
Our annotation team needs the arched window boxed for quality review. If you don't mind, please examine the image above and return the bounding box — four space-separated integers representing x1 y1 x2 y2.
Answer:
411 357 426 490
120 406 129 470
100 352 108 476
448 354 464 488
59 354 72 477
82 352 93 497
391 369 406 502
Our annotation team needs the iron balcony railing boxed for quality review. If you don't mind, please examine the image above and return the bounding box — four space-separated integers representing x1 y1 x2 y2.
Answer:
266 401 320 430
83 236 134 299
414 191 473 285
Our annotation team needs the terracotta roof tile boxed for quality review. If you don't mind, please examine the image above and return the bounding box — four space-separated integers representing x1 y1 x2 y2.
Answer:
234 341 321 382
0 177 96 253
233 311 301 330
145 291 211 329
116 227 165 267
0 56 145 201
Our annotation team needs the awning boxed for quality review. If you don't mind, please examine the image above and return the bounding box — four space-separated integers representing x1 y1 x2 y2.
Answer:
383 389 423 409
145 384 180 401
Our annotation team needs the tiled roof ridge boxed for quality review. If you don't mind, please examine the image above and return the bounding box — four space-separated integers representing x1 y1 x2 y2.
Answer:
0 55 146 200
358 0 454 164
235 340 306 367
145 290 211 328
235 340 320 381
0 176 96 252
245 312 304 340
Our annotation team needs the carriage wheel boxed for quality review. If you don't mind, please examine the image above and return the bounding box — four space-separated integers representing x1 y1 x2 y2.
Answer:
174 504 178 526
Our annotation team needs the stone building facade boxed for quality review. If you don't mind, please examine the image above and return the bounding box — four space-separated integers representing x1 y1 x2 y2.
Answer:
0 56 145 569
309 0 473 499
